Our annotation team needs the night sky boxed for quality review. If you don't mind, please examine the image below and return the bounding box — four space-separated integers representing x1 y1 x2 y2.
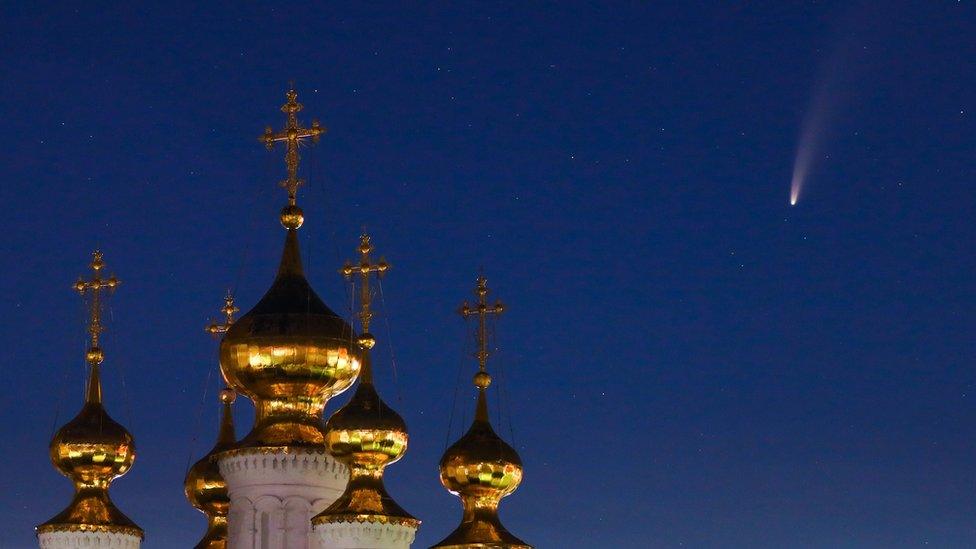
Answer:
1 2 975 548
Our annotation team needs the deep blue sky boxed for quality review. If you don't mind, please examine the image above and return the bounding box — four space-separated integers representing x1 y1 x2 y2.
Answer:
1 2 975 547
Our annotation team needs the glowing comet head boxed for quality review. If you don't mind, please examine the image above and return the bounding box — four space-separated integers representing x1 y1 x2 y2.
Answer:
789 140 811 206
789 169 802 206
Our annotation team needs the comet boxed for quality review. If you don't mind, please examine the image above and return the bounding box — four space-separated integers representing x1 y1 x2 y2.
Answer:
789 3 880 206
790 50 843 207
789 92 829 206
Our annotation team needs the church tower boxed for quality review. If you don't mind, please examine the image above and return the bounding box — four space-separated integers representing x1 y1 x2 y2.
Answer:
430 277 532 549
311 235 420 548
215 90 359 548
37 252 143 548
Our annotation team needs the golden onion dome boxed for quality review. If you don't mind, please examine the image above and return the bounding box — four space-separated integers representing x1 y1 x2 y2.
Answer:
37 360 143 539
219 229 360 449
312 352 418 527
184 388 237 548
432 380 529 549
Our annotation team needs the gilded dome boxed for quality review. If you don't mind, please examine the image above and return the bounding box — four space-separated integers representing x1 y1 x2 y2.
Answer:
324 369 408 467
431 388 528 549
37 363 143 539
312 353 418 527
219 229 361 450
49 370 135 485
184 388 237 548
439 390 522 497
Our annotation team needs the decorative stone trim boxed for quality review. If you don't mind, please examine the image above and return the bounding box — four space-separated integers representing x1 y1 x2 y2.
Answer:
313 513 420 528
36 524 143 538
37 530 141 548
219 448 347 488
312 521 417 549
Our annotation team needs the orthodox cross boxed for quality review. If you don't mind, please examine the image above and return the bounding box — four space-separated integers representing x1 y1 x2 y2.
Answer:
205 291 239 336
341 234 390 349
260 89 325 207
72 251 120 365
459 276 504 375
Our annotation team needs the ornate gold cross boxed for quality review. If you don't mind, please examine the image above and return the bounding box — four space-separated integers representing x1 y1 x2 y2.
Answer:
260 89 325 208
72 251 120 365
341 234 390 349
460 276 504 375
205 291 239 336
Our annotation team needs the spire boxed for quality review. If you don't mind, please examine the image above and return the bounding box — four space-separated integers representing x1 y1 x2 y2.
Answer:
459 275 503 423
85 362 102 405
460 275 504 401
276 227 305 277
431 275 531 549
340 233 390 380
202 291 239 450
204 291 238 336
217 388 237 447
474 382 490 422
74 251 118 405
38 251 141 541
73 251 120 365
260 88 325 229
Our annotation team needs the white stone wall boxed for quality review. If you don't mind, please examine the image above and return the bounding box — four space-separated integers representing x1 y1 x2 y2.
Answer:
312 522 417 549
219 450 348 549
37 531 140 549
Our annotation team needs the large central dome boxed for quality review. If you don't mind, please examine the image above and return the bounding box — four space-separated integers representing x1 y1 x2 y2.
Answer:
219 228 361 449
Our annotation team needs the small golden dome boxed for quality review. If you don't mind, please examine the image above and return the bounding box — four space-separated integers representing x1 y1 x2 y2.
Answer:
312 354 418 527
280 204 304 229
185 388 237 548
219 387 236 404
325 383 408 466
473 370 491 389
219 229 360 450
438 390 521 496
85 346 104 365
37 364 143 539
357 332 377 350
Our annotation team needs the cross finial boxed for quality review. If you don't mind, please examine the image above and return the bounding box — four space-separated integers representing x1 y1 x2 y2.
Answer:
260 88 326 229
205 291 239 336
341 234 390 350
73 251 120 365
459 275 504 388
